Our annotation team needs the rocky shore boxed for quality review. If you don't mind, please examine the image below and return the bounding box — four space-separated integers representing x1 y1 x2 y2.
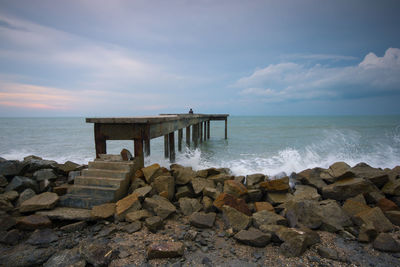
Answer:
1 154 400 266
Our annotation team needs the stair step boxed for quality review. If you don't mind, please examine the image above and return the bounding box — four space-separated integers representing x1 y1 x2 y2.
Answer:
82 169 129 179
88 161 133 171
68 185 117 200
59 194 114 209
74 176 124 187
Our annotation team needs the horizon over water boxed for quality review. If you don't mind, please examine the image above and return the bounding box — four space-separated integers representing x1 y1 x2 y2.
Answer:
1 115 399 177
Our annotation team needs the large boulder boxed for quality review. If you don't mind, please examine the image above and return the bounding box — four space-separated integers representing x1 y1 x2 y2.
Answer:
373 233 400 252
115 193 141 220
36 207 94 221
142 164 161 184
19 192 59 213
381 179 400 196
292 185 321 201
145 216 163 232
213 193 251 216
234 227 271 247
208 173 233 184
246 174 265 187
5 176 38 193
126 209 152 222
43 247 84 267
328 162 354 181
351 163 389 188
322 177 378 201
266 192 293 205
33 169 57 182
175 185 193 199
16 188 36 207
260 177 290 192
17 214 52 230
224 180 248 198
277 227 320 257
221 205 251 232
342 199 371 218
91 203 116 219
254 202 274 212
79 240 117 266
172 167 195 185
0 160 27 177
353 207 394 233
384 210 400 226
189 211 216 228
179 197 202 216
252 210 287 228
147 241 184 259
153 175 175 200
191 178 214 195
0 175 8 187
295 168 328 192
55 161 80 173
144 195 176 219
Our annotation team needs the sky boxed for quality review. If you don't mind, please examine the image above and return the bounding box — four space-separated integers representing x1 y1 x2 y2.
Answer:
0 0 399 116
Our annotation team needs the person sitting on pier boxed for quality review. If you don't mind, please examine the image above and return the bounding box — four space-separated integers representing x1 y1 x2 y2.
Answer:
189 108 193 114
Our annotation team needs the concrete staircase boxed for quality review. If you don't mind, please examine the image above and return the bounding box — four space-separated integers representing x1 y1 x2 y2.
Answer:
60 158 140 209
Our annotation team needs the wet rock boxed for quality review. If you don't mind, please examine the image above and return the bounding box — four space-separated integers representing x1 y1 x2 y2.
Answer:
79 240 117 267
191 177 215 195
145 216 163 232
317 246 338 260
254 201 274 212
328 162 354 181
342 199 371 218
172 167 195 185
213 193 251 216
373 233 400 252
295 168 328 192
266 192 293 205
358 221 378 242
175 185 193 199
246 173 265 187
0 198 14 211
260 176 290 192
5 176 38 193
234 227 271 247
17 214 52 230
142 163 161 184
0 160 26 177
33 169 57 181
0 244 55 266
364 191 385 204
60 221 87 232
349 193 367 204
27 228 58 245
20 192 59 213
247 189 263 202
293 185 321 201
37 207 94 221
179 197 202 216
115 193 141 220
377 198 399 212
120 148 133 161
0 229 22 245
133 185 153 198
203 187 219 199
381 179 400 196
189 211 216 228
222 205 251 232
259 224 286 243
202 196 214 212
252 210 287 228
353 207 394 232
1 190 19 201
322 178 378 201
384 210 400 226
0 216 17 231
43 247 83 267
121 221 142 233
91 203 116 219
351 163 389 188
16 188 36 206
144 195 176 219
0 175 8 187
208 173 233 184
147 241 184 259
126 209 152 222
224 180 248 198
153 175 175 200
277 227 320 257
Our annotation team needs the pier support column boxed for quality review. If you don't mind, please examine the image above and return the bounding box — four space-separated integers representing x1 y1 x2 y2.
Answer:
186 126 190 148
178 129 183 152
164 134 169 158
207 120 210 139
204 121 207 141
134 138 144 168
193 124 198 148
169 132 175 162
200 122 203 143
225 118 228 139
144 138 150 157
94 123 106 158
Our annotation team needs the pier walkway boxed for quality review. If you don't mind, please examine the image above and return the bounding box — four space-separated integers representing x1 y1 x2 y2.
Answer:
86 113 229 167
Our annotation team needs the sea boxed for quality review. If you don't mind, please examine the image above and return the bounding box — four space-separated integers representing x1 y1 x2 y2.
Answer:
1 116 399 177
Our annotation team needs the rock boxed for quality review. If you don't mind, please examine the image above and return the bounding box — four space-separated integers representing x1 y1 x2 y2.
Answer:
351 163 389 188
266 192 293 205
277 227 320 257
213 193 251 215
179 197 202 216
293 185 321 201
221 205 251 232
191 177 215 195
175 185 193 199
254 202 274 212
224 180 248 198
120 148 133 161
342 199 371 218
234 227 271 247
208 173 233 184
144 195 176 219
260 176 290 192
295 168 328 192
353 207 394 232
36 207 94 221
115 193 141 220
196 169 209 178
23 158 57 173
317 246 338 260
381 179 400 196
68 171 80 184
147 241 184 259
202 196 214 212
60 221 87 232
234 176 245 184
79 240 117 267
133 185 153 198
53 184 69 196
91 203 116 219
0 244 55 266
364 191 385 204
0 175 8 187
17 214 52 230
247 189 263 202
20 192 59 213
377 198 399 212
384 210 400 226
33 169 57 181
0 190 19 201
0 198 14 211
27 228 58 245
203 187 219 199
5 176 38 193
189 211 216 228
322 177 378 201
172 167 195 185
246 174 265 187
142 163 161 184
16 188 36 206
0 160 26 177
252 210 287 228
126 209 152 222
373 233 400 252
153 175 175 200
121 221 142 234
259 224 286 243
328 162 354 180
358 221 378 242
145 216 163 232
56 161 80 173
0 229 22 245
43 247 83 267
349 193 367 204
0 216 17 231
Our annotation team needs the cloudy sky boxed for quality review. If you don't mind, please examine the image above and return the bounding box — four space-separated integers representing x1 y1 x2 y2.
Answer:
0 0 399 116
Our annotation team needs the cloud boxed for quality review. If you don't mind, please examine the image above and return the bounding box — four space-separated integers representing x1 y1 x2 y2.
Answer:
236 48 400 103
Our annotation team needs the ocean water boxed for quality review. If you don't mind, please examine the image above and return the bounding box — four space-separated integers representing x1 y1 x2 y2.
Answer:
0 116 399 177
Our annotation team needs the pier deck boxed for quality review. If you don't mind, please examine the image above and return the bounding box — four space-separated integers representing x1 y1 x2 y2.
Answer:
86 113 229 167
